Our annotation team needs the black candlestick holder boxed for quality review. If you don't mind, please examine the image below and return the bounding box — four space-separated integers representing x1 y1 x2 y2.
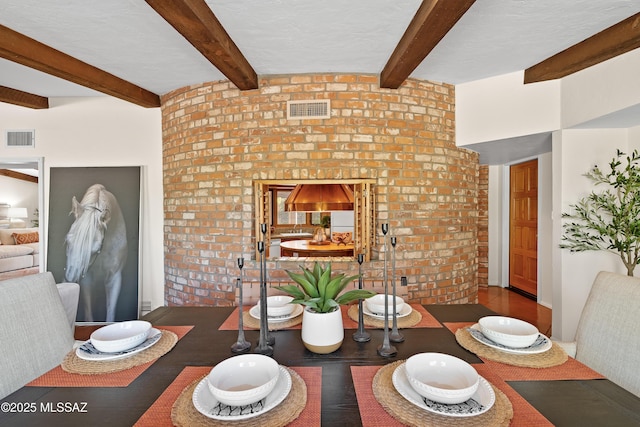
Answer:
260 223 275 346
377 223 397 357
254 238 273 356
231 258 251 353
389 237 404 343
353 253 370 342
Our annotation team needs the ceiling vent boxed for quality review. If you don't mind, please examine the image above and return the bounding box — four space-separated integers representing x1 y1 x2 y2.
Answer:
287 100 330 120
5 130 35 148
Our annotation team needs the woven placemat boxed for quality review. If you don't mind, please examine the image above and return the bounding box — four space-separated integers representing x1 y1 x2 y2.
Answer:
243 310 302 330
373 360 513 427
171 367 307 427
455 328 568 368
61 330 178 375
347 304 422 329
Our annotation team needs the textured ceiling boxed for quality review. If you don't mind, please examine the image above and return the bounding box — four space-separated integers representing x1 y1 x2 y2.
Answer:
1 0 639 97
1 0 640 165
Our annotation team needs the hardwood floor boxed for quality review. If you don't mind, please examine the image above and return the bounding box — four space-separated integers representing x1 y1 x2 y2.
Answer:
478 286 552 336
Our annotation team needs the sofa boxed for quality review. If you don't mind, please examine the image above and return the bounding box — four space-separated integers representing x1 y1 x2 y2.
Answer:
0 227 40 280
0 272 79 399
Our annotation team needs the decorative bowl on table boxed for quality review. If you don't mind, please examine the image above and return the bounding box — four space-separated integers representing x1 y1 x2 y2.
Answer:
207 354 280 406
478 316 539 348
90 320 152 353
404 353 480 404
365 294 405 315
265 295 295 317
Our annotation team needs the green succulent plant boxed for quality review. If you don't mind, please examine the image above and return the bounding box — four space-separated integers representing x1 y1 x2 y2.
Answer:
275 262 375 313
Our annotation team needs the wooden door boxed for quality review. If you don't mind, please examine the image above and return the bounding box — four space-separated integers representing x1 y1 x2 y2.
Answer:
509 159 538 296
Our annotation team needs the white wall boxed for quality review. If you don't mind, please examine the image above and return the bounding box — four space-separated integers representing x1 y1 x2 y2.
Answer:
0 175 38 225
552 129 627 340
455 71 561 146
457 51 640 341
537 152 553 308
487 165 503 287
562 49 640 128
0 97 165 312
630 125 640 150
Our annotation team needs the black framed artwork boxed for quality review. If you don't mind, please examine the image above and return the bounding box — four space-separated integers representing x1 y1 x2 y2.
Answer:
48 167 141 322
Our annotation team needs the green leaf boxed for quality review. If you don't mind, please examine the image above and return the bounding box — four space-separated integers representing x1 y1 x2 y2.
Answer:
335 289 376 305
273 285 306 301
285 270 319 298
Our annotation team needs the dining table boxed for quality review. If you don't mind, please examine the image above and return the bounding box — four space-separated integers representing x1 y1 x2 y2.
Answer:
1 303 640 426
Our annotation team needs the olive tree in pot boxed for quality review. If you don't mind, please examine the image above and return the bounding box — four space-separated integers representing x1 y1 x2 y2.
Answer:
560 149 640 276
276 262 375 353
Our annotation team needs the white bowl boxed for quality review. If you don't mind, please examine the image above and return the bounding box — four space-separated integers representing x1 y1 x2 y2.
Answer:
90 320 152 353
478 316 539 348
207 354 280 406
365 294 405 314
405 353 479 404
265 295 295 317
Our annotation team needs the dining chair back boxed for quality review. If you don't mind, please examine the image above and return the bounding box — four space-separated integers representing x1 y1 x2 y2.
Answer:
574 271 640 397
0 272 79 399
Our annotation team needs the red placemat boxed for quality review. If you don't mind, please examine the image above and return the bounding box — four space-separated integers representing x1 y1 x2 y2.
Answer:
134 366 321 426
27 326 193 388
219 304 441 330
351 364 553 427
444 322 605 381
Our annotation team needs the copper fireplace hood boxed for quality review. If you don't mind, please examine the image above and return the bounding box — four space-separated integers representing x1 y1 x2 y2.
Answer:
284 184 354 211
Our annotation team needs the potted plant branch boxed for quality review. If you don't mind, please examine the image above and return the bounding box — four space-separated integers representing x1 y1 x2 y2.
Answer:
276 262 375 353
560 149 640 276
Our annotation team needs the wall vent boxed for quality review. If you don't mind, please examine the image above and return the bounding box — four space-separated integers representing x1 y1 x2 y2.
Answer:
287 100 330 120
5 130 35 148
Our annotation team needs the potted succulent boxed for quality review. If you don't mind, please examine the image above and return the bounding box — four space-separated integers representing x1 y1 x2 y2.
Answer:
276 262 375 353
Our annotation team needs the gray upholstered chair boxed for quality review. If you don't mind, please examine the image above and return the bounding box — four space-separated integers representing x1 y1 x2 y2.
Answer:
0 272 79 399
557 271 640 397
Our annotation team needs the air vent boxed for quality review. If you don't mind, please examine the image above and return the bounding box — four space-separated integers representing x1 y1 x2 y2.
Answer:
5 130 35 148
287 100 330 120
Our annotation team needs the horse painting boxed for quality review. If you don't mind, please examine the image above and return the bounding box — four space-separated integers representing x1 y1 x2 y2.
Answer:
64 184 128 322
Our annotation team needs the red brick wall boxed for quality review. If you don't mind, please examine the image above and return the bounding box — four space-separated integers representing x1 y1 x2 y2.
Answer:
161 74 479 306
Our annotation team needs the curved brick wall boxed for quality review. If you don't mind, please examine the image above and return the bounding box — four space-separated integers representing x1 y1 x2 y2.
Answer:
161 74 479 306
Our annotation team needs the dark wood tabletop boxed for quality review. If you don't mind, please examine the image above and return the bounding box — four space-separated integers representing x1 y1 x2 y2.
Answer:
1 304 640 426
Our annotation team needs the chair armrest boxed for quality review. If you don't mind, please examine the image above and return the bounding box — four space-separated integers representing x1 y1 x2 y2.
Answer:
553 340 577 357
56 282 80 333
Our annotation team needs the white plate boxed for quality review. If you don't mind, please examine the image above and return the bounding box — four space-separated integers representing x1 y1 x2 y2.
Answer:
249 304 303 322
392 363 495 418
468 324 552 354
192 365 292 421
362 303 412 319
76 328 162 361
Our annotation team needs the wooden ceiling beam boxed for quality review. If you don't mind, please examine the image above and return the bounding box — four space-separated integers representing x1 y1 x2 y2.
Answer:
0 85 48 109
0 169 38 184
0 24 160 108
380 0 476 89
525 13 640 84
145 0 258 90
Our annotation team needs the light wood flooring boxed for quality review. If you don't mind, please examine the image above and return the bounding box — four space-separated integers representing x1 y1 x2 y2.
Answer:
478 286 552 336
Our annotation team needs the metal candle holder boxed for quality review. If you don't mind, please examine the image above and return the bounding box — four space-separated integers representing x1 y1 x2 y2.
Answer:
231 257 251 353
260 223 275 346
254 228 273 356
353 253 370 342
377 223 397 357
389 237 404 343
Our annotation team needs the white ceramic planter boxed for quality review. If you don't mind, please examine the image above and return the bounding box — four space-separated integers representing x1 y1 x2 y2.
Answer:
301 306 344 354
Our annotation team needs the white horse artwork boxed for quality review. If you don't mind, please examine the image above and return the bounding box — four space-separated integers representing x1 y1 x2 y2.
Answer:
64 184 128 322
